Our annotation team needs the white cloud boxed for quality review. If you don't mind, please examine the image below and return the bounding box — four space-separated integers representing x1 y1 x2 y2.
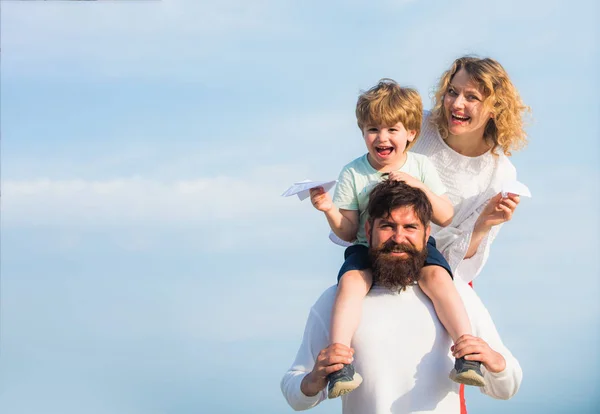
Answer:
2 172 291 227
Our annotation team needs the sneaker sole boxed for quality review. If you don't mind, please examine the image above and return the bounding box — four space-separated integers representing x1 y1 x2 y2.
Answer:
449 369 486 387
328 373 363 399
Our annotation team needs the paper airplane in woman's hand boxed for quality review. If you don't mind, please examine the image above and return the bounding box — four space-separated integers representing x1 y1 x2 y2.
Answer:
501 180 532 198
281 179 338 201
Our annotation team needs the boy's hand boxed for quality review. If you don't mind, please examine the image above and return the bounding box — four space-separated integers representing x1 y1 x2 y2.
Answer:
387 171 422 189
475 192 520 231
309 187 334 212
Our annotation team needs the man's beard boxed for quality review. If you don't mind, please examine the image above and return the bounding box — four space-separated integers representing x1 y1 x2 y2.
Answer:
368 238 428 292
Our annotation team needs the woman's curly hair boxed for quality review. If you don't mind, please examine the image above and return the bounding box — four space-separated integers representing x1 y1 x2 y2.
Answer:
430 56 531 156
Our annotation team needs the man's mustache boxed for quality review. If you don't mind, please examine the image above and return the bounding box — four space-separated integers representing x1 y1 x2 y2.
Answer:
378 240 419 256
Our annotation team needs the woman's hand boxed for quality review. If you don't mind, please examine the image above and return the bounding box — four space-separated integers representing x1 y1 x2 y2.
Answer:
475 192 520 231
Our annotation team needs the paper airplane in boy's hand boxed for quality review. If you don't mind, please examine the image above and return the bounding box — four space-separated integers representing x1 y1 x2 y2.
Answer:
501 179 532 198
281 179 337 201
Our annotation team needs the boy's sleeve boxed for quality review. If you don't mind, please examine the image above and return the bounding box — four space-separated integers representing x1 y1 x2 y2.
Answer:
420 156 447 196
332 165 359 210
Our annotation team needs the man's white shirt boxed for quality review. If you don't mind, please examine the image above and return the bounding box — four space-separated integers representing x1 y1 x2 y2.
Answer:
281 282 522 414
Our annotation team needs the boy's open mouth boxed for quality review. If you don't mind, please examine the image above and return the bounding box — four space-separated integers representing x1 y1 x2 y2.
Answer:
376 146 394 156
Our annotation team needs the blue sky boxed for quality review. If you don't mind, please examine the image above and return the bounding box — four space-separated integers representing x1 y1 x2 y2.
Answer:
1 0 599 413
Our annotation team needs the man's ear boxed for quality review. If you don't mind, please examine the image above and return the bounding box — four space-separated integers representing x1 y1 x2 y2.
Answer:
365 220 372 243
425 224 431 240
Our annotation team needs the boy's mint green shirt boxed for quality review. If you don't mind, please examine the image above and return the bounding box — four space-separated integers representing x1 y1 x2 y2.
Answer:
333 152 447 246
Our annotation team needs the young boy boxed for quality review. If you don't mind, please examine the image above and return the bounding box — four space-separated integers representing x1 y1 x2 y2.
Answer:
309 79 486 399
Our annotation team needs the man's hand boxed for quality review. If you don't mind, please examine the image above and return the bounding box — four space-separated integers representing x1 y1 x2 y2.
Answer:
309 187 334 212
452 334 506 374
387 171 422 189
300 343 355 397
475 192 520 231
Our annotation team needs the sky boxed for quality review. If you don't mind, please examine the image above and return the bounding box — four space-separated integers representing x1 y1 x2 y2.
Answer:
1 0 599 413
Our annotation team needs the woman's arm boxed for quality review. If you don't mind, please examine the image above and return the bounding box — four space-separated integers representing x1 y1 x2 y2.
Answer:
464 193 520 259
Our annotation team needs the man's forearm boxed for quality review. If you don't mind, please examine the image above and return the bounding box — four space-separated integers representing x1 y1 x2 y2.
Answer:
300 372 327 397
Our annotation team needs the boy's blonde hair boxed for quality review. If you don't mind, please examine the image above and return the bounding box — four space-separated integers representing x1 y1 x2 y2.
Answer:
356 79 423 151
430 56 531 156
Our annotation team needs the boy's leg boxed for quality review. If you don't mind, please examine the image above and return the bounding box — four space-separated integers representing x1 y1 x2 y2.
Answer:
418 266 485 387
327 246 371 399
419 236 486 388
418 266 471 343
330 269 372 347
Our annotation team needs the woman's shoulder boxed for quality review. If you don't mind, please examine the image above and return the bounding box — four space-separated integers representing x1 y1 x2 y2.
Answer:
413 111 440 154
420 110 436 136
494 151 517 179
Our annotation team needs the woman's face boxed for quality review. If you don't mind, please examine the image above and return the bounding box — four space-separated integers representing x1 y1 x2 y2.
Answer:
443 68 493 139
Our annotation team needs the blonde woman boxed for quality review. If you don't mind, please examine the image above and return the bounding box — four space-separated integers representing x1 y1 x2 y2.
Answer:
412 56 530 386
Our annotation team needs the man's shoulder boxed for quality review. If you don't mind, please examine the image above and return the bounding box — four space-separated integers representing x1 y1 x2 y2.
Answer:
455 281 481 302
454 282 491 323
309 286 337 318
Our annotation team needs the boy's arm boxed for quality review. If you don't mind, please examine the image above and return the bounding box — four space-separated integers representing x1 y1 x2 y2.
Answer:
309 187 359 242
387 171 454 227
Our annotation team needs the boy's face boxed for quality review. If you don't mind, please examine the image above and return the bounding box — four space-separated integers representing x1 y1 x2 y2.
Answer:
362 121 416 171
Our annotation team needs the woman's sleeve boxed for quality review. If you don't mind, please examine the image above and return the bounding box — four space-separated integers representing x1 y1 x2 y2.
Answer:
433 205 502 284
434 161 517 284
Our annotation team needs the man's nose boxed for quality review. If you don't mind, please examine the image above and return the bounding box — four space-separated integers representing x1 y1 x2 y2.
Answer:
392 230 408 244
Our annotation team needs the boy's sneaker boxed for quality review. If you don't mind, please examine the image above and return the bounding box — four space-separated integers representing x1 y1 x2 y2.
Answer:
327 363 363 399
449 357 486 387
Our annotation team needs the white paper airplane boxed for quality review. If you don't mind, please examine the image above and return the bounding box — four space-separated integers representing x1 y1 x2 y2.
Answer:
501 179 532 198
281 179 338 201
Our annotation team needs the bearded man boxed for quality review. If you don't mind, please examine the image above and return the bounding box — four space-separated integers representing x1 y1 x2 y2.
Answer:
281 180 522 414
